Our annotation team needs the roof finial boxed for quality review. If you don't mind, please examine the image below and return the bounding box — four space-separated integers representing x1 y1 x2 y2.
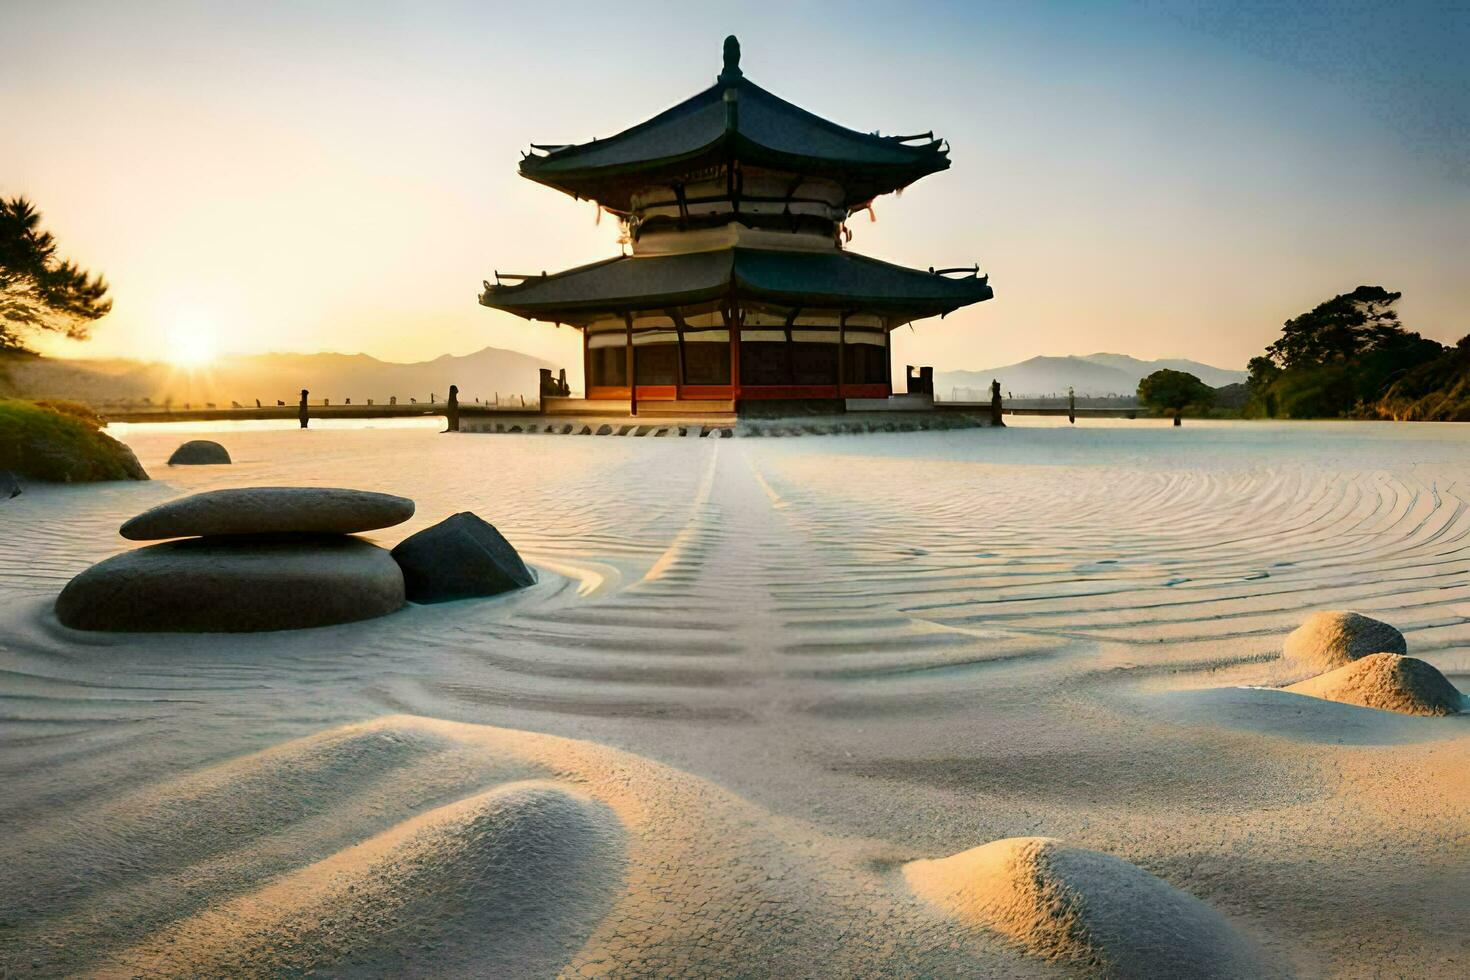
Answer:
720 35 742 81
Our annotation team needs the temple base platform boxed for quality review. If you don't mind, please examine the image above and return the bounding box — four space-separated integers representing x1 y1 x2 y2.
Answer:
539 394 942 419
458 407 993 438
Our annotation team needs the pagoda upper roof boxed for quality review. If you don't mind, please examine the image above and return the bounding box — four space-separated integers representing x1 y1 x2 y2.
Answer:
519 36 950 214
479 247 991 327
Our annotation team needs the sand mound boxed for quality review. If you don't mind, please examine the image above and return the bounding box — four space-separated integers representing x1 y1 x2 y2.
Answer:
1283 610 1406 673
903 837 1269 978
1287 653 1464 717
8 715 1076 977
105 780 623 977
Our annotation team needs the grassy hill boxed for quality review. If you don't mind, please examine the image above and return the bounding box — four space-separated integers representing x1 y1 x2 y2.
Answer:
0 399 148 482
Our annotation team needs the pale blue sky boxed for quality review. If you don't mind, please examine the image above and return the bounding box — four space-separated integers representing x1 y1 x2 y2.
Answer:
2 0 1466 372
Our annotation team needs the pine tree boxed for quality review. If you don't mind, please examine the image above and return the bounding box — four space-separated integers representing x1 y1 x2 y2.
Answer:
0 196 111 354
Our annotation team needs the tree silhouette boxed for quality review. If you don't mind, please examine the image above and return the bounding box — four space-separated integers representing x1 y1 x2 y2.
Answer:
0 196 111 354
1248 285 1447 417
1265 285 1406 369
1138 369 1214 426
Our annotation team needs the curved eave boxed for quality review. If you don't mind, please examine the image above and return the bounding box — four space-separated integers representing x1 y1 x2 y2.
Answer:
518 76 952 212
481 251 732 321
739 249 992 319
521 136 949 214
479 248 992 326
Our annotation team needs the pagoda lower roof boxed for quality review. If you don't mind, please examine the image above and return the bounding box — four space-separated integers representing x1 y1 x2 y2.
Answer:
479 247 992 326
519 74 949 213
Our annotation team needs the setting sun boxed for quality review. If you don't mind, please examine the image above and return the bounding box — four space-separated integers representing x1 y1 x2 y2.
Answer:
165 326 218 368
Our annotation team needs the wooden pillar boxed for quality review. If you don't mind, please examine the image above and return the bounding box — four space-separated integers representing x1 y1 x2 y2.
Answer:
580 326 590 397
672 308 686 396
783 308 798 386
625 313 636 416
728 300 740 400
883 328 892 395
837 312 846 398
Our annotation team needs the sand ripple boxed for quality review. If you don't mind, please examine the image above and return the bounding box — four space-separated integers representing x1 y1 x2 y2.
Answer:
0 715 1087 977
3 421 1469 975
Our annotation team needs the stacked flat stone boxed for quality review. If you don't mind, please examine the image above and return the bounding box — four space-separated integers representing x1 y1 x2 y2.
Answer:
56 487 413 633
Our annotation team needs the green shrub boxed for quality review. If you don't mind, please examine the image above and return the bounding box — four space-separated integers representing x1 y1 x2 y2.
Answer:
0 398 147 482
1268 364 1357 418
1137 369 1214 424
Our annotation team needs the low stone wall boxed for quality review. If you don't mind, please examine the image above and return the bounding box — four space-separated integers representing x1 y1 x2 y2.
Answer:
458 412 992 438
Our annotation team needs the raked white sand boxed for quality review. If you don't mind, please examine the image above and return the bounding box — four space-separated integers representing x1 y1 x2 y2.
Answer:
1 417 1467 976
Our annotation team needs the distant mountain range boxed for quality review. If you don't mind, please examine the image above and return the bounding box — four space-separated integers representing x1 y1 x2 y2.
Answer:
0 347 557 406
935 353 1246 399
2 347 1247 406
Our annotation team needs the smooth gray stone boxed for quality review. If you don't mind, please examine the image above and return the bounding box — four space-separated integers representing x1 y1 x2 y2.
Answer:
121 487 415 540
390 512 534 603
55 536 405 632
167 440 231 465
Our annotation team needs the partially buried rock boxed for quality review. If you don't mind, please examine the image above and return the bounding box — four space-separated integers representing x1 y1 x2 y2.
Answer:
1287 652 1463 717
391 512 534 603
121 487 415 540
55 536 405 632
904 837 1271 979
1 470 19 499
168 440 231 465
1283 610 1406 673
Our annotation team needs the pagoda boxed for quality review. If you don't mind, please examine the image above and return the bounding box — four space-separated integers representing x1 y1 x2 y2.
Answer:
480 36 992 414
